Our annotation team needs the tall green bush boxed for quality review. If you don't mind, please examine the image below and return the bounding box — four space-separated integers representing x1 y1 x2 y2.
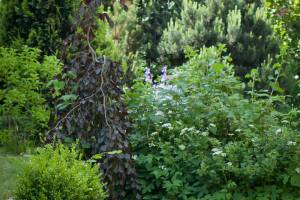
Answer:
14 144 107 200
159 0 279 76
0 47 61 152
127 46 300 199
0 0 80 55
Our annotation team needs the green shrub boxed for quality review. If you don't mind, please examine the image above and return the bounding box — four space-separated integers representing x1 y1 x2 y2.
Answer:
126 46 300 199
0 47 61 152
14 144 107 200
94 12 122 62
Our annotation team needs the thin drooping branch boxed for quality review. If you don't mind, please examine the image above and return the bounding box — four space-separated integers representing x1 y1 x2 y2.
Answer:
86 27 111 133
47 89 101 136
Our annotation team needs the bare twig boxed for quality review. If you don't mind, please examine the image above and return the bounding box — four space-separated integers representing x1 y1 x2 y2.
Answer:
100 56 112 136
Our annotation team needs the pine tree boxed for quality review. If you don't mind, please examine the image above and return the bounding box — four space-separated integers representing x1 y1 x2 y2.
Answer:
159 0 279 76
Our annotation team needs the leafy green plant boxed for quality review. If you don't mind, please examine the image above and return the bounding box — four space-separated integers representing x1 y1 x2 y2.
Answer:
127 46 300 199
265 0 300 105
0 47 61 153
94 14 122 61
14 144 107 200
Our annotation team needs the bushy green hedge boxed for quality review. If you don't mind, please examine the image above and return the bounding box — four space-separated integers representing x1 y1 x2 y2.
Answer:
14 144 107 200
127 46 300 199
0 47 61 152
0 0 80 55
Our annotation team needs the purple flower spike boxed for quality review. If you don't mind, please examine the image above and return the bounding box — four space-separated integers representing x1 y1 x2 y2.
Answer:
161 66 168 84
144 67 153 83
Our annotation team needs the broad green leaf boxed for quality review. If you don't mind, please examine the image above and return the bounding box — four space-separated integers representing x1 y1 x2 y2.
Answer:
291 175 300 187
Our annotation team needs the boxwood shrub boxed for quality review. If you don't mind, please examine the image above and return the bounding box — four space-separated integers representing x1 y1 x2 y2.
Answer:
14 144 107 200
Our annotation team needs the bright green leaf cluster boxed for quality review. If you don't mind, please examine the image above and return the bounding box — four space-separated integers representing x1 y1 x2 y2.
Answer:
0 47 61 152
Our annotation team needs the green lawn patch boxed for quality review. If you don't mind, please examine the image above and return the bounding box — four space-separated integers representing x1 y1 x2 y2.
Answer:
0 148 28 200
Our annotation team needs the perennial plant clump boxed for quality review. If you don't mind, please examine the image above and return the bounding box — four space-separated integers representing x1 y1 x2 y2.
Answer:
127 46 300 199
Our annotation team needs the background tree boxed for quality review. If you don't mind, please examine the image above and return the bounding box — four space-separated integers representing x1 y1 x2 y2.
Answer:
116 0 182 73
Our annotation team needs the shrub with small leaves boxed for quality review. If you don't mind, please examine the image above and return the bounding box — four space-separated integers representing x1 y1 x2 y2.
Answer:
14 144 107 200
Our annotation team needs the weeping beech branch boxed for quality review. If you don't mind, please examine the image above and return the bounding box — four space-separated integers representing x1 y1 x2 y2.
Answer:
49 0 141 199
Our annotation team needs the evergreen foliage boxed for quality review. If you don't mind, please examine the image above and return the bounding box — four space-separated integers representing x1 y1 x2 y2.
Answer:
159 0 279 76
94 18 122 62
119 0 182 68
0 0 80 55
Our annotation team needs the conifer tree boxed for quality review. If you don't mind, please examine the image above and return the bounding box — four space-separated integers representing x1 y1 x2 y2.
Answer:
159 0 279 76
121 0 182 67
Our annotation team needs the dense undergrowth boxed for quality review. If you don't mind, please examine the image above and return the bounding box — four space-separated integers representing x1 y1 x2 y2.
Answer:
0 0 299 199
